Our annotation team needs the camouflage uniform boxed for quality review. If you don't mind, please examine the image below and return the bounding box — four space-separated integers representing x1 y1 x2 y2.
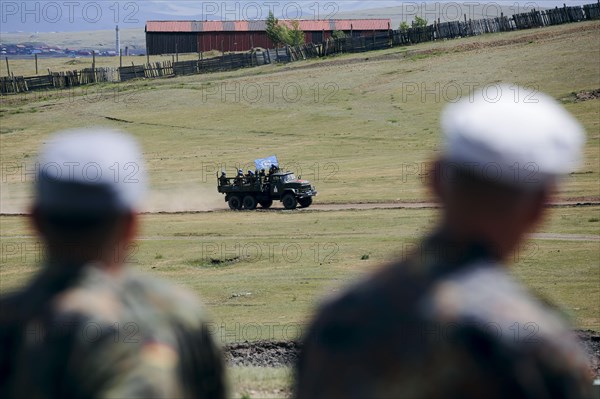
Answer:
295 231 593 399
1 262 225 398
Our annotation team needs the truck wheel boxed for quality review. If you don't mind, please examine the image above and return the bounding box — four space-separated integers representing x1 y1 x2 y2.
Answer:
259 199 273 209
298 197 313 208
243 195 257 210
282 194 298 210
228 195 243 210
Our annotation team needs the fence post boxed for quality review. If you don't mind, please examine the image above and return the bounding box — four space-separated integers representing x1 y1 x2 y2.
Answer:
10 72 15 93
120 49 123 68
5 57 10 77
92 51 96 83
35 54 38 75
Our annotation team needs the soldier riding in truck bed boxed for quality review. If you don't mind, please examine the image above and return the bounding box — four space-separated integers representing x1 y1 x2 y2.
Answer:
217 156 317 210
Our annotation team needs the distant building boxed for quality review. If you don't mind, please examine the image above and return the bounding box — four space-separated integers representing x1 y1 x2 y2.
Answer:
145 19 392 55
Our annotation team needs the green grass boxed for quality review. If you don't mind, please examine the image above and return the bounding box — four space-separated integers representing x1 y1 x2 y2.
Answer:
2 206 598 332
228 367 292 398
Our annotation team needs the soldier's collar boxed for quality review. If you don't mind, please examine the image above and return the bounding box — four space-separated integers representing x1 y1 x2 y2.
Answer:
426 229 497 273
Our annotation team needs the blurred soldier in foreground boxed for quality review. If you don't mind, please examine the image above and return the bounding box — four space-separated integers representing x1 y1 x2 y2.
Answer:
0 129 225 398
295 85 593 399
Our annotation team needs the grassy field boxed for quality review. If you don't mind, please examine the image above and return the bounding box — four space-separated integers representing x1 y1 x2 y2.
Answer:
2 206 599 330
1 21 599 398
229 367 293 398
1 21 599 214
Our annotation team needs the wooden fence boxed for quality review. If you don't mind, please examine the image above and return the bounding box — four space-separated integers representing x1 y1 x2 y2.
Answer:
434 16 513 39
2 1 599 95
119 65 146 81
1 67 117 94
197 52 256 73
169 52 268 77
287 43 323 61
584 2 600 19
267 48 291 63
513 5 590 29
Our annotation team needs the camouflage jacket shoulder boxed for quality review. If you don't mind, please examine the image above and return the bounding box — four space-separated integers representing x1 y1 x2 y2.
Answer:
0 263 225 399
295 233 593 399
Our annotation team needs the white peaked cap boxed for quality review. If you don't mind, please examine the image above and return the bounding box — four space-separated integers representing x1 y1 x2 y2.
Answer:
441 84 585 188
35 128 147 213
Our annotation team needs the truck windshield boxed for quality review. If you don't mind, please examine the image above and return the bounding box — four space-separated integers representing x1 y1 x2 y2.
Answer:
282 174 296 183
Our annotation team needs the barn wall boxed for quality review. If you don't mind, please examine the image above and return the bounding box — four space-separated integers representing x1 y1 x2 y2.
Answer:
197 32 275 52
147 30 392 54
146 32 198 55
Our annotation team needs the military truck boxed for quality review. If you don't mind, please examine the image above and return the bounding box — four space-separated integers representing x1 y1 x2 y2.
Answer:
217 168 317 210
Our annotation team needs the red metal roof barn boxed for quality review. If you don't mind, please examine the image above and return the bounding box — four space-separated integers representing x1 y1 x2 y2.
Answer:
145 19 392 55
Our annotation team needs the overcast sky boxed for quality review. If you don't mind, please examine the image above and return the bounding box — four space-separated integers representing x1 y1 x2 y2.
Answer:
0 1 593 32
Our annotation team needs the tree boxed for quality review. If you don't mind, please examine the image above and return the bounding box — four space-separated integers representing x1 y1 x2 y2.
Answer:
399 22 410 32
412 16 428 28
332 30 347 39
266 13 305 47
266 11 286 47
288 20 305 47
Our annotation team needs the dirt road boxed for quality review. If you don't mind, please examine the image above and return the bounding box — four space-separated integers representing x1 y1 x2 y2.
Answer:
143 200 599 215
3 202 598 242
2 201 596 217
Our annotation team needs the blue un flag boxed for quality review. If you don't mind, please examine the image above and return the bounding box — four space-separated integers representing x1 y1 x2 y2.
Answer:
255 156 279 171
